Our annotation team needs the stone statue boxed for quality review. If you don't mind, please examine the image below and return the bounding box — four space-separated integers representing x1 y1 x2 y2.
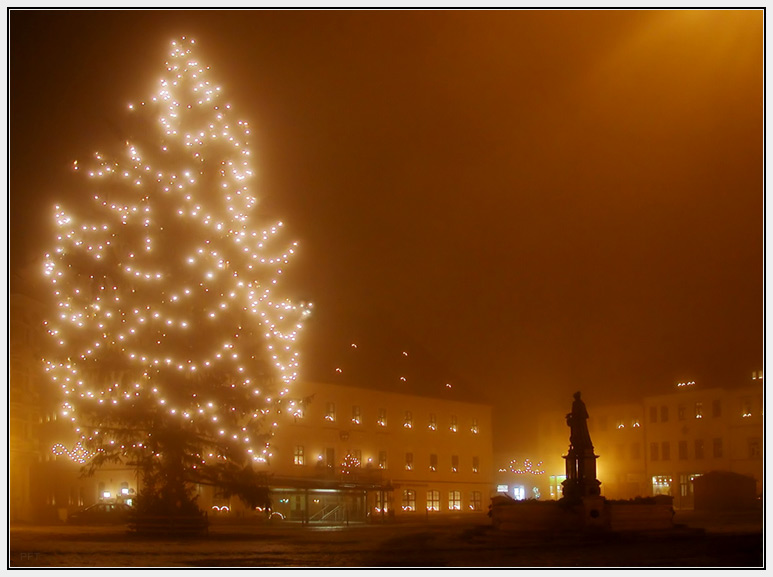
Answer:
561 391 601 501
566 391 593 453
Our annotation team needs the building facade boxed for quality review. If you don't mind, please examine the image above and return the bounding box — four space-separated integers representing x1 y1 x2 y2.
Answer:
532 377 764 509
10 293 43 522
202 380 495 522
643 378 764 509
23 374 494 523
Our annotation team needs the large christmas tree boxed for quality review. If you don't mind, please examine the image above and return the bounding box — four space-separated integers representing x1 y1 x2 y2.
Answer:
42 37 310 515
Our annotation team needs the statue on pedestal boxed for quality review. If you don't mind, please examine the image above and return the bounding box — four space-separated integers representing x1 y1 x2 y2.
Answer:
561 391 601 502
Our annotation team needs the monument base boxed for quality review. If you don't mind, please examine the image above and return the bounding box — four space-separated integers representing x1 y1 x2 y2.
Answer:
561 448 601 503
489 495 675 533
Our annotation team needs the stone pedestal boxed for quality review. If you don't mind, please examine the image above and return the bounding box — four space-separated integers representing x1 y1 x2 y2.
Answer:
561 448 601 503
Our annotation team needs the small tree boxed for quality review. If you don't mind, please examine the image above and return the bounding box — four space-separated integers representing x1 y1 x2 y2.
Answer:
42 37 310 516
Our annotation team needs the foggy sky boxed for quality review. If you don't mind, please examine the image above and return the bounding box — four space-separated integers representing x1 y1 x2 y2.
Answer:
9 9 764 453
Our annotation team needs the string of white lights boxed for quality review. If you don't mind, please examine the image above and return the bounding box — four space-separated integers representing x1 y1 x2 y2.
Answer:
43 37 310 466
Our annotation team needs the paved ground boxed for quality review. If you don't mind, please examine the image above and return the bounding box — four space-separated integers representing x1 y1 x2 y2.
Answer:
8 510 764 568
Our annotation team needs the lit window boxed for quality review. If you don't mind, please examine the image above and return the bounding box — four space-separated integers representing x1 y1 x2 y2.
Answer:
377 408 387 427
375 491 388 514
403 411 412 429
427 490 440 512
449 415 458 432
470 491 482 511
325 402 336 422
290 400 304 420
470 418 479 434
293 445 304 466
651 476 672 496
351 405 361 424
378 450 387 469
402 489 416 512
448 490 461 511
428 413 437 431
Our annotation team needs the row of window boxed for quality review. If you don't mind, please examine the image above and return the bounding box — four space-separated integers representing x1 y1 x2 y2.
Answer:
293 446 481 473
586 417 639 433
317 403 481 433
649 437 762 461
549 397 761 435
378 489 484 512
649 398 760 423
649 401 719 423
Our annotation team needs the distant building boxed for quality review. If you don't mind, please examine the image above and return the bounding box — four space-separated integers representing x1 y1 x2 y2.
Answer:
535 377 764 508
200 380 495 522
643 379 763 509
26 375 494 523
10 293 43 522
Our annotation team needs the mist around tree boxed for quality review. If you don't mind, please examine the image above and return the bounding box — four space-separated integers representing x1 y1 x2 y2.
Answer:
41 37 310 517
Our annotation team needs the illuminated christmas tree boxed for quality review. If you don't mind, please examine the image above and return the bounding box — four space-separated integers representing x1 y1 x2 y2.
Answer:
42 37 310 515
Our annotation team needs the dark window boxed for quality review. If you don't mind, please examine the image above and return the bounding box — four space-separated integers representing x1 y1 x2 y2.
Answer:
694 440 704 460
678 441 688 460
661 441 670 461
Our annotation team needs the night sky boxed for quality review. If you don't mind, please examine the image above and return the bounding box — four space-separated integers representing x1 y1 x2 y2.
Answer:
9 9 764 453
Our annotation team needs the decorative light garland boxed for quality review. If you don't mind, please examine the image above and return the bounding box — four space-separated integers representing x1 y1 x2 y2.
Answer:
52 442 100 464
499 458 546 475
